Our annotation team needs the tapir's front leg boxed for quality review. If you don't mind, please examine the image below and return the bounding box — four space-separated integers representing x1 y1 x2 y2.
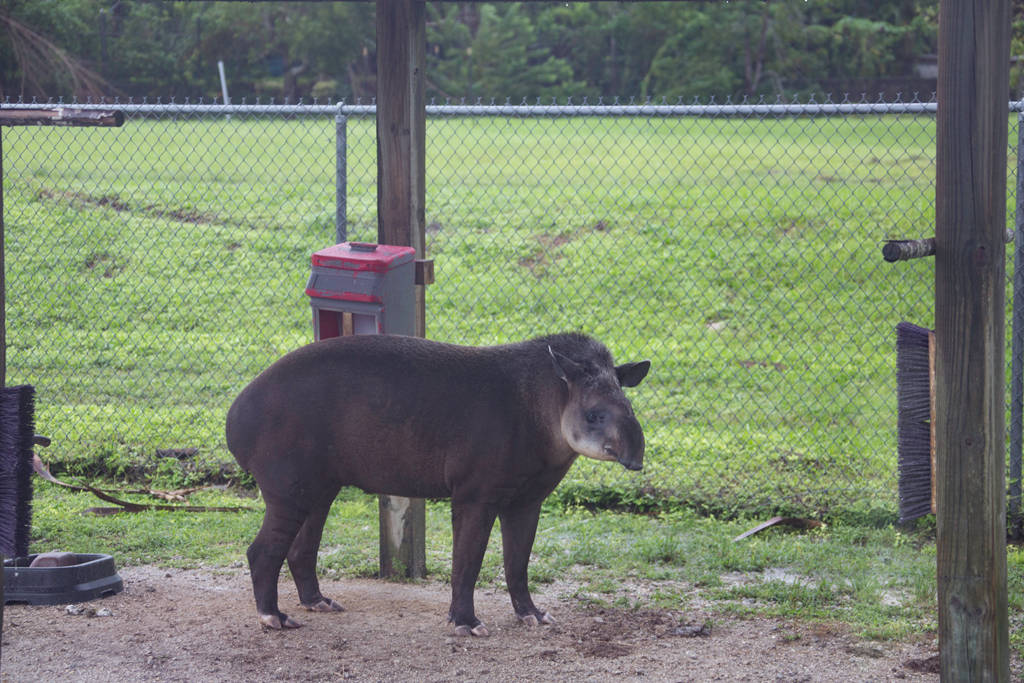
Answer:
449 501 498 636
498 502 555 626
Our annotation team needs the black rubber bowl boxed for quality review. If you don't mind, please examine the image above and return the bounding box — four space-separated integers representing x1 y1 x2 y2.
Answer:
3 554 124 606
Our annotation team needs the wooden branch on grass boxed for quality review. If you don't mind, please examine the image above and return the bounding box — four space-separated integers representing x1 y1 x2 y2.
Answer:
32 454 255 515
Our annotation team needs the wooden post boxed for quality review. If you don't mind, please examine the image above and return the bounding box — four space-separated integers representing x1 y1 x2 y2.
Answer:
2 126 6 387
374 0 427 580
1 126 5 665
934 0 1011 680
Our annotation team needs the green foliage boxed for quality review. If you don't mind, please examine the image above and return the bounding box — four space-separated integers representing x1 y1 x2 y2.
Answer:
468 4 578 101
642 0 938 102
1011 0 1024 97
644 5 745 100
2 1 941 103
0 0 104 100
1008 546 1024 655
428 3 584 102
0 0 374 102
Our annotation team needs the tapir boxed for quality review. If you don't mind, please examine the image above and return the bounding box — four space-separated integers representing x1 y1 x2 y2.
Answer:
225 331 650 636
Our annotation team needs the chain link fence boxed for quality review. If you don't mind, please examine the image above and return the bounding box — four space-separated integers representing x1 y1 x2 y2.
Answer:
2 95 1019 515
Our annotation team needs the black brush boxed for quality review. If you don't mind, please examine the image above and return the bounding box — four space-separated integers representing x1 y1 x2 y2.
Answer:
0 385 35 558
896 323 934 524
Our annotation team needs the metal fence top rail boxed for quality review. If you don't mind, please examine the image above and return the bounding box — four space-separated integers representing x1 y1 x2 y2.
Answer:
9 95 1024 118
0 96 972 118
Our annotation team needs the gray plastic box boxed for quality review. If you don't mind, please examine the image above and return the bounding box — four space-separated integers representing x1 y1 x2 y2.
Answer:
305 241 416 340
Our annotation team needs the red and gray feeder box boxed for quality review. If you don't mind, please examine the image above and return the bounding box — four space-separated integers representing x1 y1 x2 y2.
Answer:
306 242 419 339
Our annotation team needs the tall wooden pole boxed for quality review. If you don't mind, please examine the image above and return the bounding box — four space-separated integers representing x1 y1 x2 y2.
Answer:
374 0 427 579
1 125 6 666
2 129 6 386
934 0 1011 680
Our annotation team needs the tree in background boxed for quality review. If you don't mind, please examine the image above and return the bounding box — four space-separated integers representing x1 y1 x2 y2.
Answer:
0 0 374 102
0 0 104 101
427 2 583 102
0 0 947 104
643 0 937 102
1011 0 1024 98
104 2 374 101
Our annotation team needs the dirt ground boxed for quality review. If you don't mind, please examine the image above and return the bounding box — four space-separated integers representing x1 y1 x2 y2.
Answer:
0 564 989 683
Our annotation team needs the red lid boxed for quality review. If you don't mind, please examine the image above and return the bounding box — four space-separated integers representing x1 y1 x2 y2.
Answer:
311 242 416 273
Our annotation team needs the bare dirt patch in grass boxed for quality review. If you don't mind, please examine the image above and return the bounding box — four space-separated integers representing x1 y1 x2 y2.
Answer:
0 565 954 683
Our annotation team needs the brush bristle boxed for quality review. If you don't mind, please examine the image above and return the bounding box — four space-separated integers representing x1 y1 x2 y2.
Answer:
895 323 933 524
0 385 36 558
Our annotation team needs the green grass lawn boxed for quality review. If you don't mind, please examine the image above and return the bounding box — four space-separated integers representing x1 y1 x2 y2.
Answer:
2 109 1015 516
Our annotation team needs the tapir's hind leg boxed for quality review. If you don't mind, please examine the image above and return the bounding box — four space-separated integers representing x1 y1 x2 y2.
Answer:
247 501 308 629
499 502 555 626
287 489 345 613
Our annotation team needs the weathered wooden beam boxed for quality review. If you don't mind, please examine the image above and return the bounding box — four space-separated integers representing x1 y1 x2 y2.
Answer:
0 108 124 127
1 130 5 386
374 0 427 580
934 0 1011 680
377 0 426 275
883 229 1014 263
1 128 5 670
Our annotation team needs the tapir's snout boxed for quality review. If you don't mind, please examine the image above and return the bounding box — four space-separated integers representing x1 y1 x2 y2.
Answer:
602 419 643 473
619 457 643 472
613 418 645 471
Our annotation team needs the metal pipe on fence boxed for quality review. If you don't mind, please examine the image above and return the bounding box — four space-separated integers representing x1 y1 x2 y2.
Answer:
1012 110 1024 541
336 113 347 243
19 97 1024 119
0 100 947 119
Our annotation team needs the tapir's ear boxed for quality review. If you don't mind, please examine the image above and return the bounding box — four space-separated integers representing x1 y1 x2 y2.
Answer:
549 346 583 384
616 360 651 388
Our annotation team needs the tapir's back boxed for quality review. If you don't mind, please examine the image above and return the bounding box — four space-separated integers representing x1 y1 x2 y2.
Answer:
225 334 566 501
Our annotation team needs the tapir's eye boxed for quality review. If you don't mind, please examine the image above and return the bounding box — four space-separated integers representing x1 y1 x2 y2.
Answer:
586 411 600 424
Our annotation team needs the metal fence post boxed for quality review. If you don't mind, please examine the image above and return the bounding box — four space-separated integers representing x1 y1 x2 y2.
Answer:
1011 110 1024 541
335 109 347 244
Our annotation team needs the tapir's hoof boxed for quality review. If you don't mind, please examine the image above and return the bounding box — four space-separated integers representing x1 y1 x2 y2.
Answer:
453 623 490 637
259 613 302 630
304 598 345 613
518 612 556 627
